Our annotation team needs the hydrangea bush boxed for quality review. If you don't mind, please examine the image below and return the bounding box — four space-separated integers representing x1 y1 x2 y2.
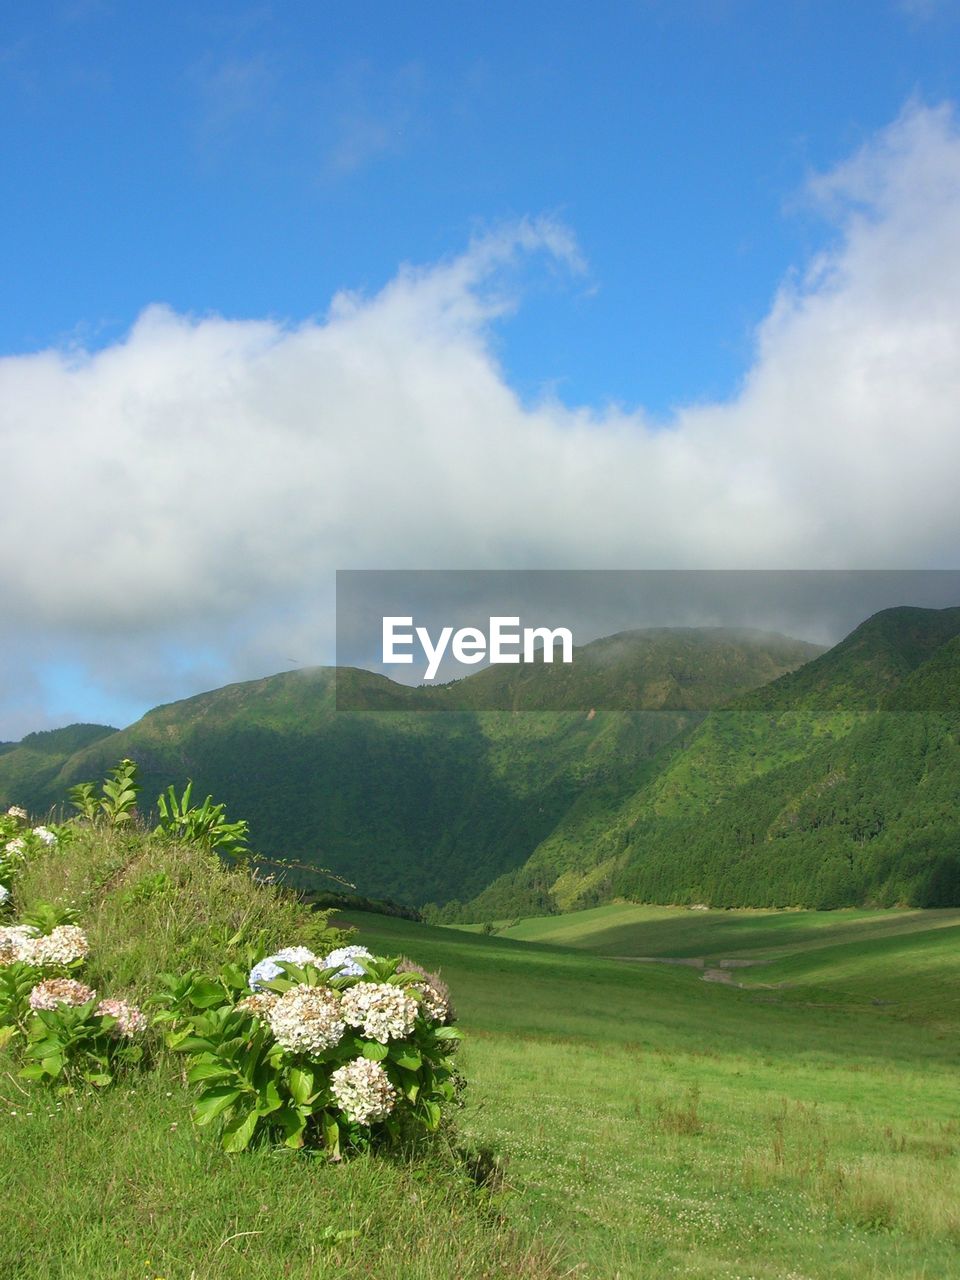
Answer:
156 946 462 1156
1 806 65 906
0 903 147 1084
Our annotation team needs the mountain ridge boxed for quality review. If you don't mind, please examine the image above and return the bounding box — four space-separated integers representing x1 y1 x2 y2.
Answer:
0 627 820 906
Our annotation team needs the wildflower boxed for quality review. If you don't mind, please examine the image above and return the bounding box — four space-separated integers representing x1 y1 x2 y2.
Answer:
267 984 345 1055
330 1058 396 1124
248 946 319 991
340 981 419 1043
95 998 147 1036
29 977 96 1010
397 959 454 1024
322 944 373 977
4 838 26 857
6 806 27 820
20 924 89 967
235 991 279 1022
31 826 57 846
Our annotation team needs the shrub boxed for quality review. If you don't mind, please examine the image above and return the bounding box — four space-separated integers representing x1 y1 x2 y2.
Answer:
156 946 462 1156
0 915 148 1085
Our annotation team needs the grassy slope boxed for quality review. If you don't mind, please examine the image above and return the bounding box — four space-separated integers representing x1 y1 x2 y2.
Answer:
4 830 960 1278
0 830 559 1280
480 900 960 959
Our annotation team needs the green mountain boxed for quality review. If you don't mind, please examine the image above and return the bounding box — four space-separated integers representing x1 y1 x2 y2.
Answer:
463 607 960 919
0 723 118 804
0 629 818 906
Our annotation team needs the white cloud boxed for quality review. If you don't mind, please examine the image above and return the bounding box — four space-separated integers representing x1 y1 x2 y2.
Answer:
2 106 960 734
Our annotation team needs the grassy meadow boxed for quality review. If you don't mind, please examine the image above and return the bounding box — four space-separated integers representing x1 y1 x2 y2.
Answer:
350 905 960 1279
3 833 959 1279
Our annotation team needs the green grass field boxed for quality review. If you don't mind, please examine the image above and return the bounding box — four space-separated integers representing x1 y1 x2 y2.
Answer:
346 907 960 1278
3 837 960 1279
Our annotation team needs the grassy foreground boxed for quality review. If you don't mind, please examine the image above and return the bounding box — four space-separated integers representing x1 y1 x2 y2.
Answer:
3 836 960 1278
350 907 960 1279
0 831 558 1280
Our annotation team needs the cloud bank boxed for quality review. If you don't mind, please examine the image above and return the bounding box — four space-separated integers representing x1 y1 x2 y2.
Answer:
2 104 960 734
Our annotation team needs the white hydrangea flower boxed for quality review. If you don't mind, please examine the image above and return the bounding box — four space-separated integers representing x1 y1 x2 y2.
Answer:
31 826 57 846
412 981 449 1024
6 806 27 820
95 998 146 1036
248 946 320 991
267 984 345 1055
0 884 9 905
340 981 419 1043
235 991 279 1022
19 924 89 968
0 924 39 965
29 977 96 1010
4 837 26 857
321 945 373 977
331 1057 397 1125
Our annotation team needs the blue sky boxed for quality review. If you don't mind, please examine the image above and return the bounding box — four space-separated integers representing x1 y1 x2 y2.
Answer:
4 0 958 411
2 1 960 736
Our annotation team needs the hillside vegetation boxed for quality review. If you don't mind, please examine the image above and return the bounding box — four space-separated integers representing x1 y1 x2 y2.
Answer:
3 607 959 917
0 629 818 908
1 824 557 1280
463 606 960 918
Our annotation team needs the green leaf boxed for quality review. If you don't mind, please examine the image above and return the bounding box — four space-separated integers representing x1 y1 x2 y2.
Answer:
256 1079 282 1115
221 1106 260 1152
187 1061 234 1085
172 1035 216 1053
360 1041 389 1062
420 1099 441 1130
188 979 226 1009
288 1066 316 1105
322 1110 341 1160
390 1048 422 1071
274 1104 308 1148
83 1072 113 1088
194 1085 244 1126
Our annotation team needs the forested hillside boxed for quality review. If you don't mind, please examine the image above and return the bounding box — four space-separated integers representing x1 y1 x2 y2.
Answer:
0 630 817 906
462 608 960 918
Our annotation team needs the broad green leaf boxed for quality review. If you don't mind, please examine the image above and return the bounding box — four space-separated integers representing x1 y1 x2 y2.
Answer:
360 1041 389 1062
194 1085 244 1125
221 1106 260 1152
288 1067 315 1105
256 1079 282 1115
187 1061 234 1085
274 1105 308 1148
188 979 226 1009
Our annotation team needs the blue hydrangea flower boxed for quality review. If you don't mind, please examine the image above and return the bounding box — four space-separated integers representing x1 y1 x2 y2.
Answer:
248 946 319 991
322 945 374 977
